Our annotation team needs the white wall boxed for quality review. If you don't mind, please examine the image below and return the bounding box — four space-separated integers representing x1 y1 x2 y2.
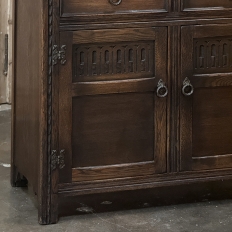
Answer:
0 0 13 104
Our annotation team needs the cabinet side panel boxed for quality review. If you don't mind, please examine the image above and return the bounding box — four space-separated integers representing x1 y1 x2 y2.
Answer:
13 0 44 193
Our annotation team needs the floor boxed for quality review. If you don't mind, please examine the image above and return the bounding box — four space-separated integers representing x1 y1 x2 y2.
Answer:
1 107 232 232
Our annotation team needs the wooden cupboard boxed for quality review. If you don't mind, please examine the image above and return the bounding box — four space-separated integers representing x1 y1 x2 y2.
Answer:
12 0 232 224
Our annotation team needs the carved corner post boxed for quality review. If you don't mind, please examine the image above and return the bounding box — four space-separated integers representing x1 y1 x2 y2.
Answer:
38 0 60 225
37 0 51 225
48 0 60 224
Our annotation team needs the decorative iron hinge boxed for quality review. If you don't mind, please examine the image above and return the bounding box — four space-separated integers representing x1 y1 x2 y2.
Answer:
52 45 67 65
51 150 65 171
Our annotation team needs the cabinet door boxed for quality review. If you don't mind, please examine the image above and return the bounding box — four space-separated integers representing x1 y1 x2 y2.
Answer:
180 24 232 171
58 27 168 183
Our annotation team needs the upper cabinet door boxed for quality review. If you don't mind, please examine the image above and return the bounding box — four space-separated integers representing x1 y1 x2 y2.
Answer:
58 27 168 184
180 24 232 172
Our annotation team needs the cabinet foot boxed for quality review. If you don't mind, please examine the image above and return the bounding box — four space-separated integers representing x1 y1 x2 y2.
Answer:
37 193 59 225
11 166 28 187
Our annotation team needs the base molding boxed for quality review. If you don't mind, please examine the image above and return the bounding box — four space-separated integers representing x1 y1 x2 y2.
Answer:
58 177 232 217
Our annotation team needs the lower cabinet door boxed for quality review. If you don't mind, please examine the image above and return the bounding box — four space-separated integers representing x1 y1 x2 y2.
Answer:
180 24 232 171
58 27 168 183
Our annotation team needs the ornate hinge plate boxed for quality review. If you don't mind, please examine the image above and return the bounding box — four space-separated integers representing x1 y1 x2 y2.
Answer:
51 150 65 171
53 45 67 65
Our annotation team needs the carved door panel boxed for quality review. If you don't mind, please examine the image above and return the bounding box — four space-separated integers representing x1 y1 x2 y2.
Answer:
180 24 232 171
58 27 168 183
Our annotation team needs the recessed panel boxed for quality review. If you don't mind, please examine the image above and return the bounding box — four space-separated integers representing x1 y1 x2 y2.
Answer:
193 87 232 158
72 93 154 168
183 0 232 10
62 0 168 16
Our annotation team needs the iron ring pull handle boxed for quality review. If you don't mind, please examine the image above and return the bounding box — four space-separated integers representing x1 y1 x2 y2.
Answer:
109 0 122 6
182 77 194 96
157 79 168 98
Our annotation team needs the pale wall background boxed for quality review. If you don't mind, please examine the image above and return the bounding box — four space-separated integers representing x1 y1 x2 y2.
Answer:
0 0 13 104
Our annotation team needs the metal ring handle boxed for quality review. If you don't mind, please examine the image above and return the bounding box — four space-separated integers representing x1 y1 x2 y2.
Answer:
109 0 122 6
182 77 194 96
157 79 168 98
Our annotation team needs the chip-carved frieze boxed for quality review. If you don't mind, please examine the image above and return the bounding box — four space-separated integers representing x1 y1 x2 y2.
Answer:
194 37 232 74
73 42 154 82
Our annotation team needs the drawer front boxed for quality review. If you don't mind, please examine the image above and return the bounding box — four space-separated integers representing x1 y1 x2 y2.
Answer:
61 0 168 17
182 0 232 11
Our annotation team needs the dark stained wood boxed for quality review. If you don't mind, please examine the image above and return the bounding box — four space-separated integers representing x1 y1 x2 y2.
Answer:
192 155 232 171
73 28 159 44
61 0 168 17
12 0 232 225
59 179 232 216
193 87 232 158
72 161 156 182
192 74 232 88
182 0 232 11
60 18 232 31
154 27 168 174
59 27 168 184
13 0 40 191
38 0 50 225
72 78 156 96
180 26 193 171
50 0 61 224
168 25 180 173
58 32 73 184
72 41 154 82
12 0 50 225
72 93 154 168
59 170 232 196
193 24 232 38
180 24 232 172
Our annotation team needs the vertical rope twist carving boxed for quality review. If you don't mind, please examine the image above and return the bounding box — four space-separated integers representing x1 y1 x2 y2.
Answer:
47 0 53 223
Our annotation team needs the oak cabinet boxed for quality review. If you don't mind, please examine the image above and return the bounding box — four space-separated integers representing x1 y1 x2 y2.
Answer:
12 0 232 224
